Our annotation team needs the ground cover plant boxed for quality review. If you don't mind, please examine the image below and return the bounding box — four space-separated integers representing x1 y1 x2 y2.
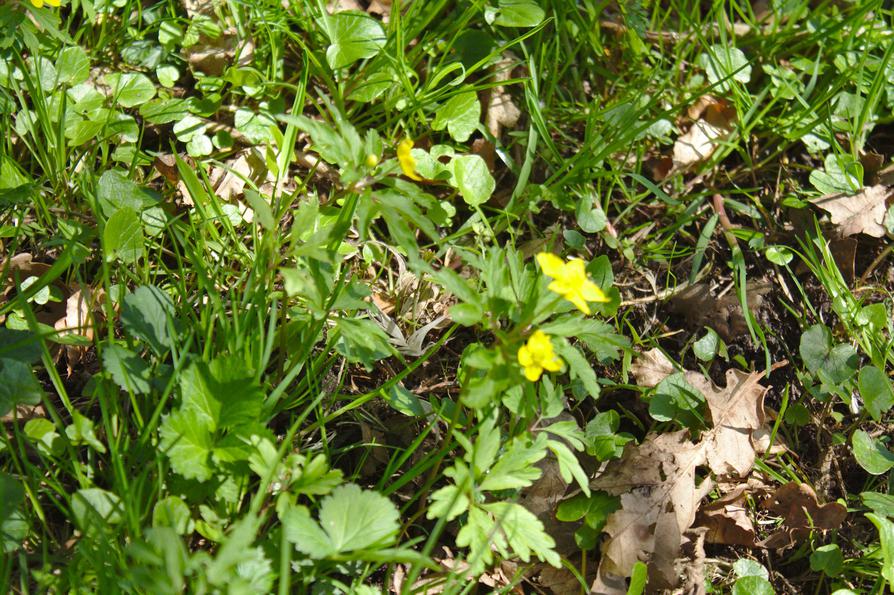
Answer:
2 0 894 592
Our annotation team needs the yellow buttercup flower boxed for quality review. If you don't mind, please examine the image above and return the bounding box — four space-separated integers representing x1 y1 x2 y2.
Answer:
517 330 563 382
396 138 422 181
536 252 608 315
30 0 61 7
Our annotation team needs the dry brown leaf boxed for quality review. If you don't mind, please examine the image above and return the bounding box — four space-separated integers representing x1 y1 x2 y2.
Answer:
590 431 713 590
688 369 770 478
759 482 847 548
807 184 891 238
590 363 779 591
485 56 522 139
629 347 675 388
672 96 737 170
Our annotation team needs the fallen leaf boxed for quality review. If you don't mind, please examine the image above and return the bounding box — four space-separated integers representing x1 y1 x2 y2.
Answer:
807 184 890 238
695 484 757 546
759 482 847 548
672 96 736 170
484 56 522 139
629 347 675 388
590 362 781 590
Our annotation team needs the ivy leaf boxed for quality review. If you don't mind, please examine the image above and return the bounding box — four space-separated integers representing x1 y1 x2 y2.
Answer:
105 72 156 107
432 89 480 142
650 372 705 429
799 323 858 384
323 12 386 70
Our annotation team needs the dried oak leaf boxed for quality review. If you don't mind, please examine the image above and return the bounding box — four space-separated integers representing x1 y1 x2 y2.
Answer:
629 347 675 388
590 362 777 592
695 484 757 546
807 184 891 238
759 482 847 548
672 96 737 170
590 430 714 590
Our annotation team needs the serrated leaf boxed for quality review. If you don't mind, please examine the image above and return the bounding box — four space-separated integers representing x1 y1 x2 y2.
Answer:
428 484 470 521
181 357 264 431
548 439 590 495
159 408 214 481
481 501 560 566
479 433 547 491
318 483 400 552
280 503 336 558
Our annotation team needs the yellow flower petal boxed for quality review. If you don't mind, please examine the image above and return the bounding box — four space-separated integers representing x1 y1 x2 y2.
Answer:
46 0 61 5
524 365 543 382
580 281 609 303
30 0 45 7
517 345 533 368
567 293 592 315
397 138 422 181
536 252 565 278
542 356 563 372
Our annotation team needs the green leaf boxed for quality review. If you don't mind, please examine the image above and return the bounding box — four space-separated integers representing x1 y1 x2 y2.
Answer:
866 513 894 589
102 344 152 394
732 576 773 595
105 72 156 108
334 317 392 370
480 501 560 566
104 206 144 263
428 484 470 522
694 327 725 362
698 45 752 90
323 12 386 70
649 372 705 429
556 491 619 539
547 439 589 495
488 0 546 27
65 411 106 453
450 154 494 207
181 357 264 431
628 561 648 595
479 433 547 491
152 496 194 535
382 384 431 417
432 89 480 142
0 473 25 553
585 410 632 461
120 285 177 355
809 153 862 195
765 245 793 266
859 365 894 421
319 483 400 551
852 429 894 475
799 323 858 383
555 341 600 398
96 170 160 217
810 543 843 577
139 97 192 124
243 189 275 231
72 488 123 532
733 558 769 579
55 46 90 86
0 357 44 418
160 408 215 481
861 491 894 517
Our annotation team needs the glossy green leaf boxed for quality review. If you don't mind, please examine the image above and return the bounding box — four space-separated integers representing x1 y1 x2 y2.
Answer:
323 12 386 70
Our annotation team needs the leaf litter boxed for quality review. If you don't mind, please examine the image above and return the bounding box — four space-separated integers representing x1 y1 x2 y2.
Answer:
591 348 795 592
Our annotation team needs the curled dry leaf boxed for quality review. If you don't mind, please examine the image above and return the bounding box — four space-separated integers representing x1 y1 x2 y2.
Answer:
807 184 891 238
759 481 847 548
672 96 737 170
628 347 675 388
485 56 522 139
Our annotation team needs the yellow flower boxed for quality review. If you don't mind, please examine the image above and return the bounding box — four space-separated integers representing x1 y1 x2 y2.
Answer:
396 138 422 181
536 252 608 315
30 0 61 7
517 330 563 382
